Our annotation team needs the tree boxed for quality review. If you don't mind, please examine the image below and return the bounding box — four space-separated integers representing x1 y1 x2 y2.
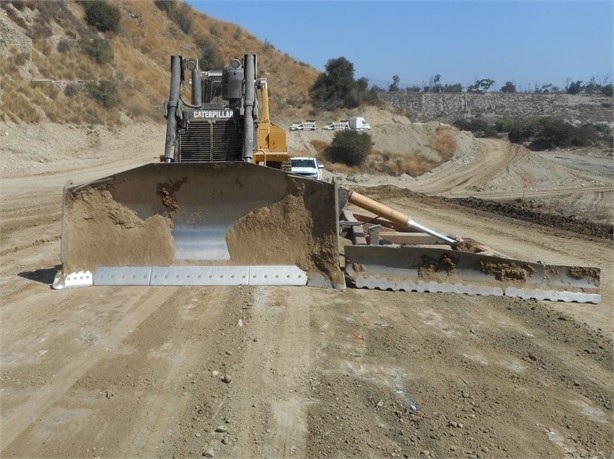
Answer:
389 75 400 92
534 83 553 94
584 77 603 94
443 83 463 93
500 81 517 93
431 74 444 93
310 57 377 109
566 80 583 94
468 78 495 93
356 77 369 92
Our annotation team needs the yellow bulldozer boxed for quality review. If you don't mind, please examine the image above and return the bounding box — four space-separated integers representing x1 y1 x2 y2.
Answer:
52 54 601 304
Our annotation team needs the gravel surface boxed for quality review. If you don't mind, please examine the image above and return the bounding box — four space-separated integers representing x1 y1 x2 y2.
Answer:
1 120 612 458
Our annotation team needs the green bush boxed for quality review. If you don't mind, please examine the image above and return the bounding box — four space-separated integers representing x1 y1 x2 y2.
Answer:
80 38 113 64
154 0 192 34
82 1 121 33
327 131 374 166
455 115 612 149
453 118 497 138
494 118 516 132
508 122 534 144
195 36 224 70
64 83 81 97
154 0 176 15
85 80 119 108
57 39 72 53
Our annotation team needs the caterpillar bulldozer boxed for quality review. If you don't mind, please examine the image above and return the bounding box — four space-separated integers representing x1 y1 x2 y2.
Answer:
52 54 601 304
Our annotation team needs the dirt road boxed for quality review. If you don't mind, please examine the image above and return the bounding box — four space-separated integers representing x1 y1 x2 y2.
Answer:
1 125 612 458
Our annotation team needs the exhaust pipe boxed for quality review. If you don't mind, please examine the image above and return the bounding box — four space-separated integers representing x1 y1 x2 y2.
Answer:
164 55 182 163
242 54 255 163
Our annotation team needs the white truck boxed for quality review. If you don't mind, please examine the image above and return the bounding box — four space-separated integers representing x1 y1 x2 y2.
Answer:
349 117 371 131
290 156 324 180
323 120 350 130
290 120 317 131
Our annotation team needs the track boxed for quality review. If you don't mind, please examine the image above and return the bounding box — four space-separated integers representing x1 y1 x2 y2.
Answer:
1 127 612 458
407 139 524 194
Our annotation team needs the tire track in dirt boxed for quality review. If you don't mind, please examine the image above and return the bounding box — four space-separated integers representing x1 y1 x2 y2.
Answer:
306 289 613 458
120 287 231 457
0 287 179 454
221 286 313 458
408 138 519 194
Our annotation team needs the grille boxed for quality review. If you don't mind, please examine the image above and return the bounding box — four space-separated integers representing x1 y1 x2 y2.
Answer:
178 119 243 162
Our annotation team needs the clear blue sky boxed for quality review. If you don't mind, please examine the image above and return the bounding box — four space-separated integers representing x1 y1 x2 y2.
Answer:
187 0 614 91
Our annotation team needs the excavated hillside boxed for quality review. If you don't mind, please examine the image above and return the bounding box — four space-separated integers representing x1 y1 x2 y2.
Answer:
0 0 319 124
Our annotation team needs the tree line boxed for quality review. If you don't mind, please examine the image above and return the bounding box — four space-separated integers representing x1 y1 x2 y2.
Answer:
387 74 613 96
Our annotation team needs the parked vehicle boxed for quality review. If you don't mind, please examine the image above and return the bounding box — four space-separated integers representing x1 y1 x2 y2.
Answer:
290 120 317 131
323 120 350 130
290 156 324 180
349 117 371 131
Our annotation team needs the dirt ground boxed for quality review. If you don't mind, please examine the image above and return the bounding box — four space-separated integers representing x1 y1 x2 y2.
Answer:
1 120 612 458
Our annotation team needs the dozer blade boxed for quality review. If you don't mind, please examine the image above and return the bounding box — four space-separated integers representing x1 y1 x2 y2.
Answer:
53 162 344 289
345 245 601 304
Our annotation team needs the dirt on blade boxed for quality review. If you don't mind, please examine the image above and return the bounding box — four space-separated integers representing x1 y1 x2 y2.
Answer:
61 186 175 273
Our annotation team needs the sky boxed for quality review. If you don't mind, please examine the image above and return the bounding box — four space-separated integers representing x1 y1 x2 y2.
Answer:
187 0 614 91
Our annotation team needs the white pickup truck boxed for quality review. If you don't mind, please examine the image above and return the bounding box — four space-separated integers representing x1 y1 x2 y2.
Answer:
290 157 324 180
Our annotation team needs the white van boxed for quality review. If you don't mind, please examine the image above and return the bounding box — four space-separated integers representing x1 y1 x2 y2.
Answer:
349 117 371 131
290 157 324 180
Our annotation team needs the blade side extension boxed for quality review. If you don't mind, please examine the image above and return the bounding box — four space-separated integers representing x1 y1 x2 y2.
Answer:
345 245 601 304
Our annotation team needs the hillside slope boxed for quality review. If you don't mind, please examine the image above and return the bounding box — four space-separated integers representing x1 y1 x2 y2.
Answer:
0 0 319 124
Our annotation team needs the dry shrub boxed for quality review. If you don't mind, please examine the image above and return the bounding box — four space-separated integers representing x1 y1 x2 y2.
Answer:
323 161 359 176
15 51 29 66
397 153 440 176
4 6 29 30
125 102 153 120
30 81 59 100
3 88 42 123
310 140 328 156
431 126 458 160
364 149 442 177
310 140 444 177
1 48 27 77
